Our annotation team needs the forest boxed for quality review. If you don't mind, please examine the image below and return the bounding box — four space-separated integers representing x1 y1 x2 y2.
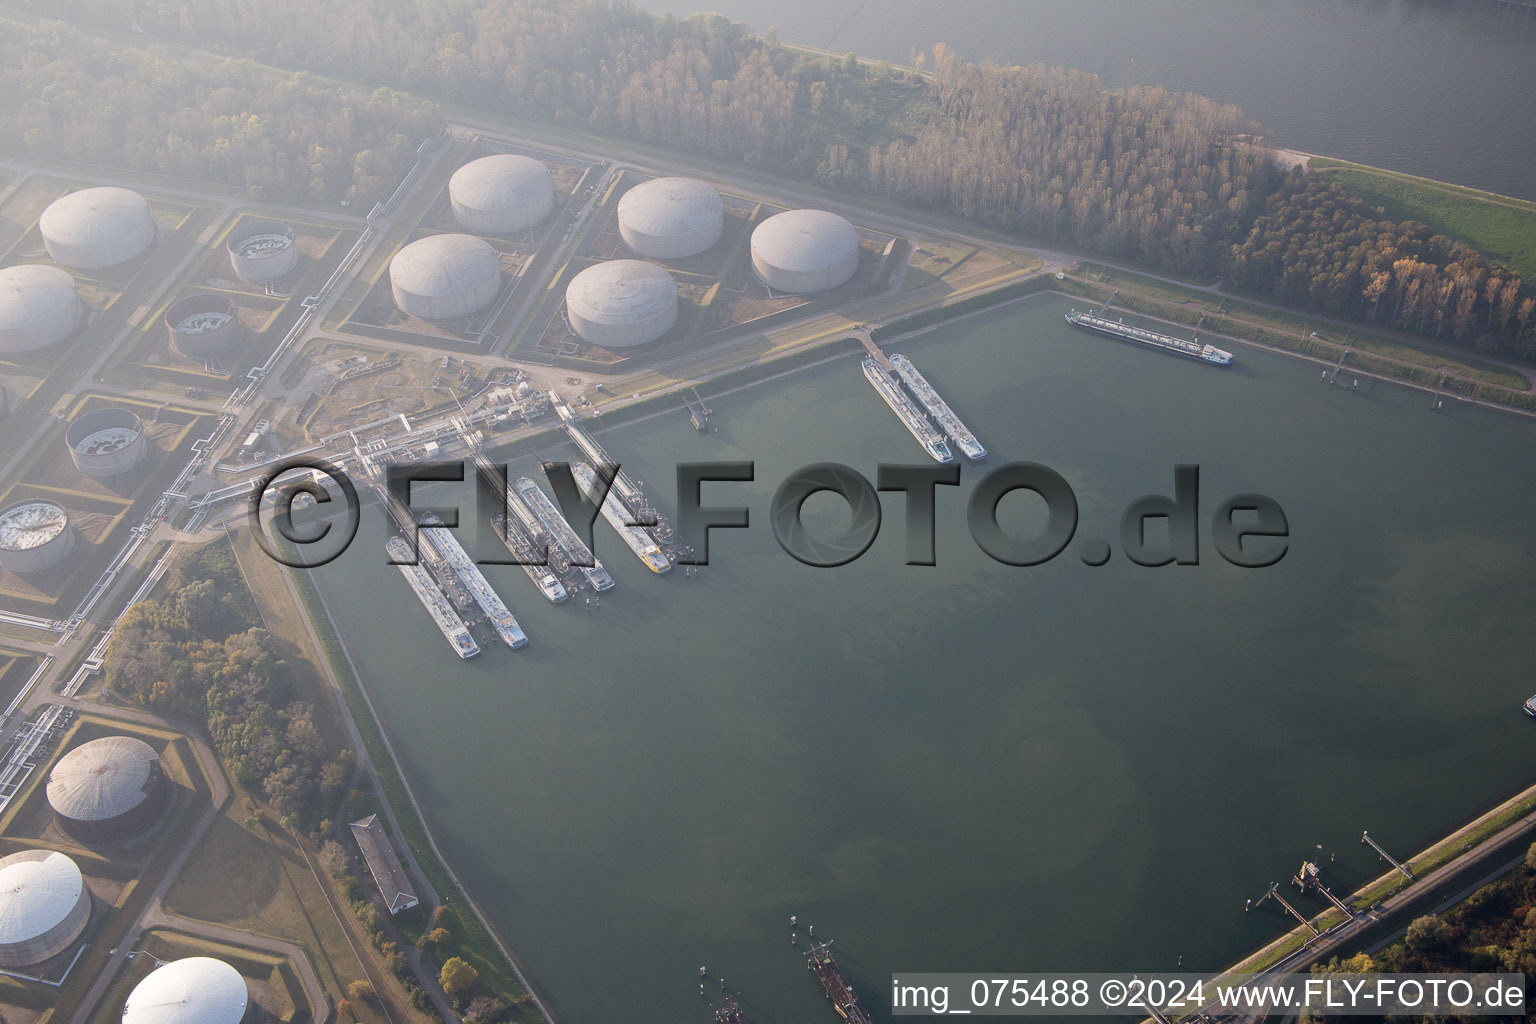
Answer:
0 23 438 204
8 0 1533 358
104 543 352 824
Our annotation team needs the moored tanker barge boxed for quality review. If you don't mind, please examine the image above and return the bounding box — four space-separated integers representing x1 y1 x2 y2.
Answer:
1066 308 1233 365
572 462 672 574
888 353 986 460
418 514 529 649
862 357 953 463
807 942 874 1024
385 536 480 659
515 475 616 591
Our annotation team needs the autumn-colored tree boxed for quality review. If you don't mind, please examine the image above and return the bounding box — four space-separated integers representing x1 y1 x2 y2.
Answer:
440 957 479 996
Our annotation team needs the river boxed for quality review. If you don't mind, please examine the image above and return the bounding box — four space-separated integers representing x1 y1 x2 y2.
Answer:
311 294 1536 1024
629 0 1536 200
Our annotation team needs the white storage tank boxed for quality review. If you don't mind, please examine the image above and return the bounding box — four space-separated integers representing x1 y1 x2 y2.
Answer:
122 957 249 1024
617 177 724 259
390 234 503 321
39 187 155 270
66 407 149 479
0 501 74 576
449 155 555 234
226 220 298 282
164 295 240 359
47 735 170 842
0 265 82 353
0 850 92 967
566 260 678 349
750 209 860 294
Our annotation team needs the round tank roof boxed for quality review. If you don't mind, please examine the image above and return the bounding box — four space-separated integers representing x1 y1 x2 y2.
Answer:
0 265 78 334
751 209 858 273
449 155 555 232
0 850 86 948
389 234 501 298
618 177 723 254
0 502 69 553
122 957 248 1024
46 736 162 823
566 260 677 326
39 188 152 257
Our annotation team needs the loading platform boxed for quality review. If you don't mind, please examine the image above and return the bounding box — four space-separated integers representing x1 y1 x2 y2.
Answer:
553 395 672 543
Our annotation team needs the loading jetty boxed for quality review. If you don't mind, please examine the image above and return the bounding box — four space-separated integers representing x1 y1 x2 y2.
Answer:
861 357 954 463
515 474 616 592
384 536 480 659
553 394 674 544
1066 291 1233 365
573 461 672 574
887 353 986 460
684 387 712 431
805 942 874 1024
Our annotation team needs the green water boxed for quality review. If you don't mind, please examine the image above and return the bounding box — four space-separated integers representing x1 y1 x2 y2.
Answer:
312 294 1536 1024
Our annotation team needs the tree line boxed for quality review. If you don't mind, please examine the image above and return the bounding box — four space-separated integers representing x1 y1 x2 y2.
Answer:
105 543 351 824
1228 176 1531 355
14 0 1534 358
0 23 438 204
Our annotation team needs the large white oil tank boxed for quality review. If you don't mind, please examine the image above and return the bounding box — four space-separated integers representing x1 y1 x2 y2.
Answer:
66 407 149 479
565 260 678 349
449 155 555 235
390 234 503 321
0 501 74 576
0 850 91 967
226 220 298 282
0 265 82 353
617 177 724 259
164 295 240 359
47 735 170 842
750 209 860 294
39 187 155 270
122 957 249 1024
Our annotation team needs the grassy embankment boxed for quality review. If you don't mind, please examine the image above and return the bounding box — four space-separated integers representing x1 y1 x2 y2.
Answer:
1222 782 1536 980
280 553 547 1024
1313 157 1536 283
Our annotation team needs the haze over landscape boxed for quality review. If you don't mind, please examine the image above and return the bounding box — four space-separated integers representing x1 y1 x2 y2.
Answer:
0 3 1532 1024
